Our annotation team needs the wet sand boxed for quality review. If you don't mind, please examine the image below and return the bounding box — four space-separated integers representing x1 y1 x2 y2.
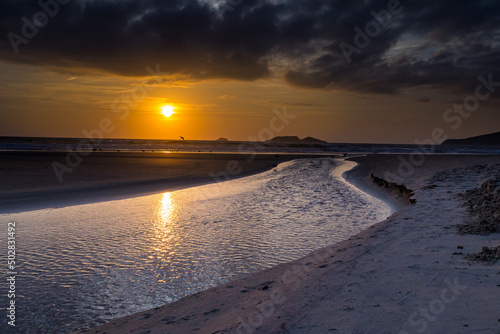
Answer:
74 154 500 334
0 151 317 213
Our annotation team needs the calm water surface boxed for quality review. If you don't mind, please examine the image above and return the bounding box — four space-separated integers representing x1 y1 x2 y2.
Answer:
0 158 391 333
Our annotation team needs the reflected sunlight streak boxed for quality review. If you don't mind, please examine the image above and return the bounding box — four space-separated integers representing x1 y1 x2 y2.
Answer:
152 192 179 256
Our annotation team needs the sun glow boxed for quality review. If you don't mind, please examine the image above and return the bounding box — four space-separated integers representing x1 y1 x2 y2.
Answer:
161 105 176 117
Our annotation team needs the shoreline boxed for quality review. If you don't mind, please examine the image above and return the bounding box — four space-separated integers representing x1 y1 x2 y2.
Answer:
75 154 500 334
343 156 411 212
0 151 322 213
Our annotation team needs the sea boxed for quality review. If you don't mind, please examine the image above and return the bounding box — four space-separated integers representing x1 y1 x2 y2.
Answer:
0 138 498 333
1 136 499 154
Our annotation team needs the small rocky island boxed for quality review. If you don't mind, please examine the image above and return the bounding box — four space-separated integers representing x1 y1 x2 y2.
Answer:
264 136 328 148
265 136 327 144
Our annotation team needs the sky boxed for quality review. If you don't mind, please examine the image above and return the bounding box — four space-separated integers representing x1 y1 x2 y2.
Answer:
1 0 500 144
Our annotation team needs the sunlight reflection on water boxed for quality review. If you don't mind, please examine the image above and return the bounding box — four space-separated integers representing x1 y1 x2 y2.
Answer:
0 158 391 333
152 192 177 255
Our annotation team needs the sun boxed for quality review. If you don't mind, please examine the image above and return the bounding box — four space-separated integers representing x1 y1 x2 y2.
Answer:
161 105 175 118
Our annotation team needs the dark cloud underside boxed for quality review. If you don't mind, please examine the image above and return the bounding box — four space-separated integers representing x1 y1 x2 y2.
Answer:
1 0 499 95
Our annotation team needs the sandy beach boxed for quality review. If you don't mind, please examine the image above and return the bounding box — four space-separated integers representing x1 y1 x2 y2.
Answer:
72 154 500 334
0 152 315 213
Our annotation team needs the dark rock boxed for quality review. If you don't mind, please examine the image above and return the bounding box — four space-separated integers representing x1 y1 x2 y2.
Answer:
466 246 500 264
371 174 416 204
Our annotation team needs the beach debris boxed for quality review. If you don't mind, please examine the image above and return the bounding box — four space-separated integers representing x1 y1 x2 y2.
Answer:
242 280 275 292
466 246 500 264
258 280 275 290
458 179 500 235
204 308 220 315
161 316 176 324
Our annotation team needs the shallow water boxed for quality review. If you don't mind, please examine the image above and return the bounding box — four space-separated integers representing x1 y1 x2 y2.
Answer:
0 158 391 333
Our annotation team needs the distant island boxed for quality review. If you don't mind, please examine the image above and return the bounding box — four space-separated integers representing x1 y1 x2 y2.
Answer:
216 137 229 142
441 131 500 146
265 136 327 144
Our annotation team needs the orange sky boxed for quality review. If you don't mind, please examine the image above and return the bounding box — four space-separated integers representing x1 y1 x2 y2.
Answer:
1 61 499 144
2 1 500 143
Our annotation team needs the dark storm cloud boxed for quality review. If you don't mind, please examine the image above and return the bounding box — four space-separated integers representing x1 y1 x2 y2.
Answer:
0 0 277 80
1 0 499 95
